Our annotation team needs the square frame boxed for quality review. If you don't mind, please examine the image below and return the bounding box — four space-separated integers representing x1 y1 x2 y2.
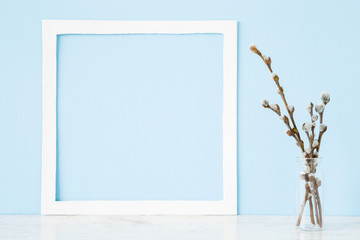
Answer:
42 20 237 215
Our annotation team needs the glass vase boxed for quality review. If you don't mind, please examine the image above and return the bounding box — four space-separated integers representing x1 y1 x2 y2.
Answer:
296 158 323 231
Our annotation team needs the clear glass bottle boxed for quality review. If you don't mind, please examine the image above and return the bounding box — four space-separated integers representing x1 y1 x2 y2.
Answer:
296 158 323 231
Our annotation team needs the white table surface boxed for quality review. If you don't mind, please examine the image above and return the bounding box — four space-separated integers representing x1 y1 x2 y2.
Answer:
0 215 359 240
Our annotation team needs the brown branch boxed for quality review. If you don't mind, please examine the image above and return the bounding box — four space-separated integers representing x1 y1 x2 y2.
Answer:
319 112 323 124
306 103 317 157
296 184 310 227
252 50 305 152
310 126 315 157
310 176 323 227
281 116 305 150
316 112 327 153
264 105 280 116
316 131 325 152
270 69 303 145
305 131 311 147
309 176 322 227
263 106 303 148
311 187 320 225
317 192 323 227
308 196 316 225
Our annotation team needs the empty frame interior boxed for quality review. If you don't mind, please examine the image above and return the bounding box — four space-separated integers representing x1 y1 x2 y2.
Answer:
56 34 224 201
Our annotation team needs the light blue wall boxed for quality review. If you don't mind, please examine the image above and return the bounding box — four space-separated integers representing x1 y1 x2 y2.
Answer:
0 0 359 215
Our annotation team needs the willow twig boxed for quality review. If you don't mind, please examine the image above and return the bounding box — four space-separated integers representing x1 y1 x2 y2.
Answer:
296 184 310 227
308 196 316 225
252 46 305 152
310 176 323 227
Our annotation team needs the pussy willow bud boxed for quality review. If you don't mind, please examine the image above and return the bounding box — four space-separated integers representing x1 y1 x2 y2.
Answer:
315 103 325 113
270 104 280 114
316 178 322 187
321 92 330 105
280 115 289 125
286 130 292 136
250 44 261 55
263 55 271 65
262 99 269 107
319 124 327 132
311 115 318 122
312 140 319 148
306 103 313 114
271 72 279 81
300 172 306 180
302 123 312 132
288 105 294 113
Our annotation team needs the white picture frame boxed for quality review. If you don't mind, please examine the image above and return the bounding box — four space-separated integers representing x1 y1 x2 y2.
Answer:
42 20 237 215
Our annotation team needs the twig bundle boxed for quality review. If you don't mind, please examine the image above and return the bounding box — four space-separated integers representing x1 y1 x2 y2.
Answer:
250 44 330 228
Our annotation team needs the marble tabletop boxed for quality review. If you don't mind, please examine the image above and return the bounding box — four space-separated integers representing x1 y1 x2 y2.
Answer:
0 215 359 240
